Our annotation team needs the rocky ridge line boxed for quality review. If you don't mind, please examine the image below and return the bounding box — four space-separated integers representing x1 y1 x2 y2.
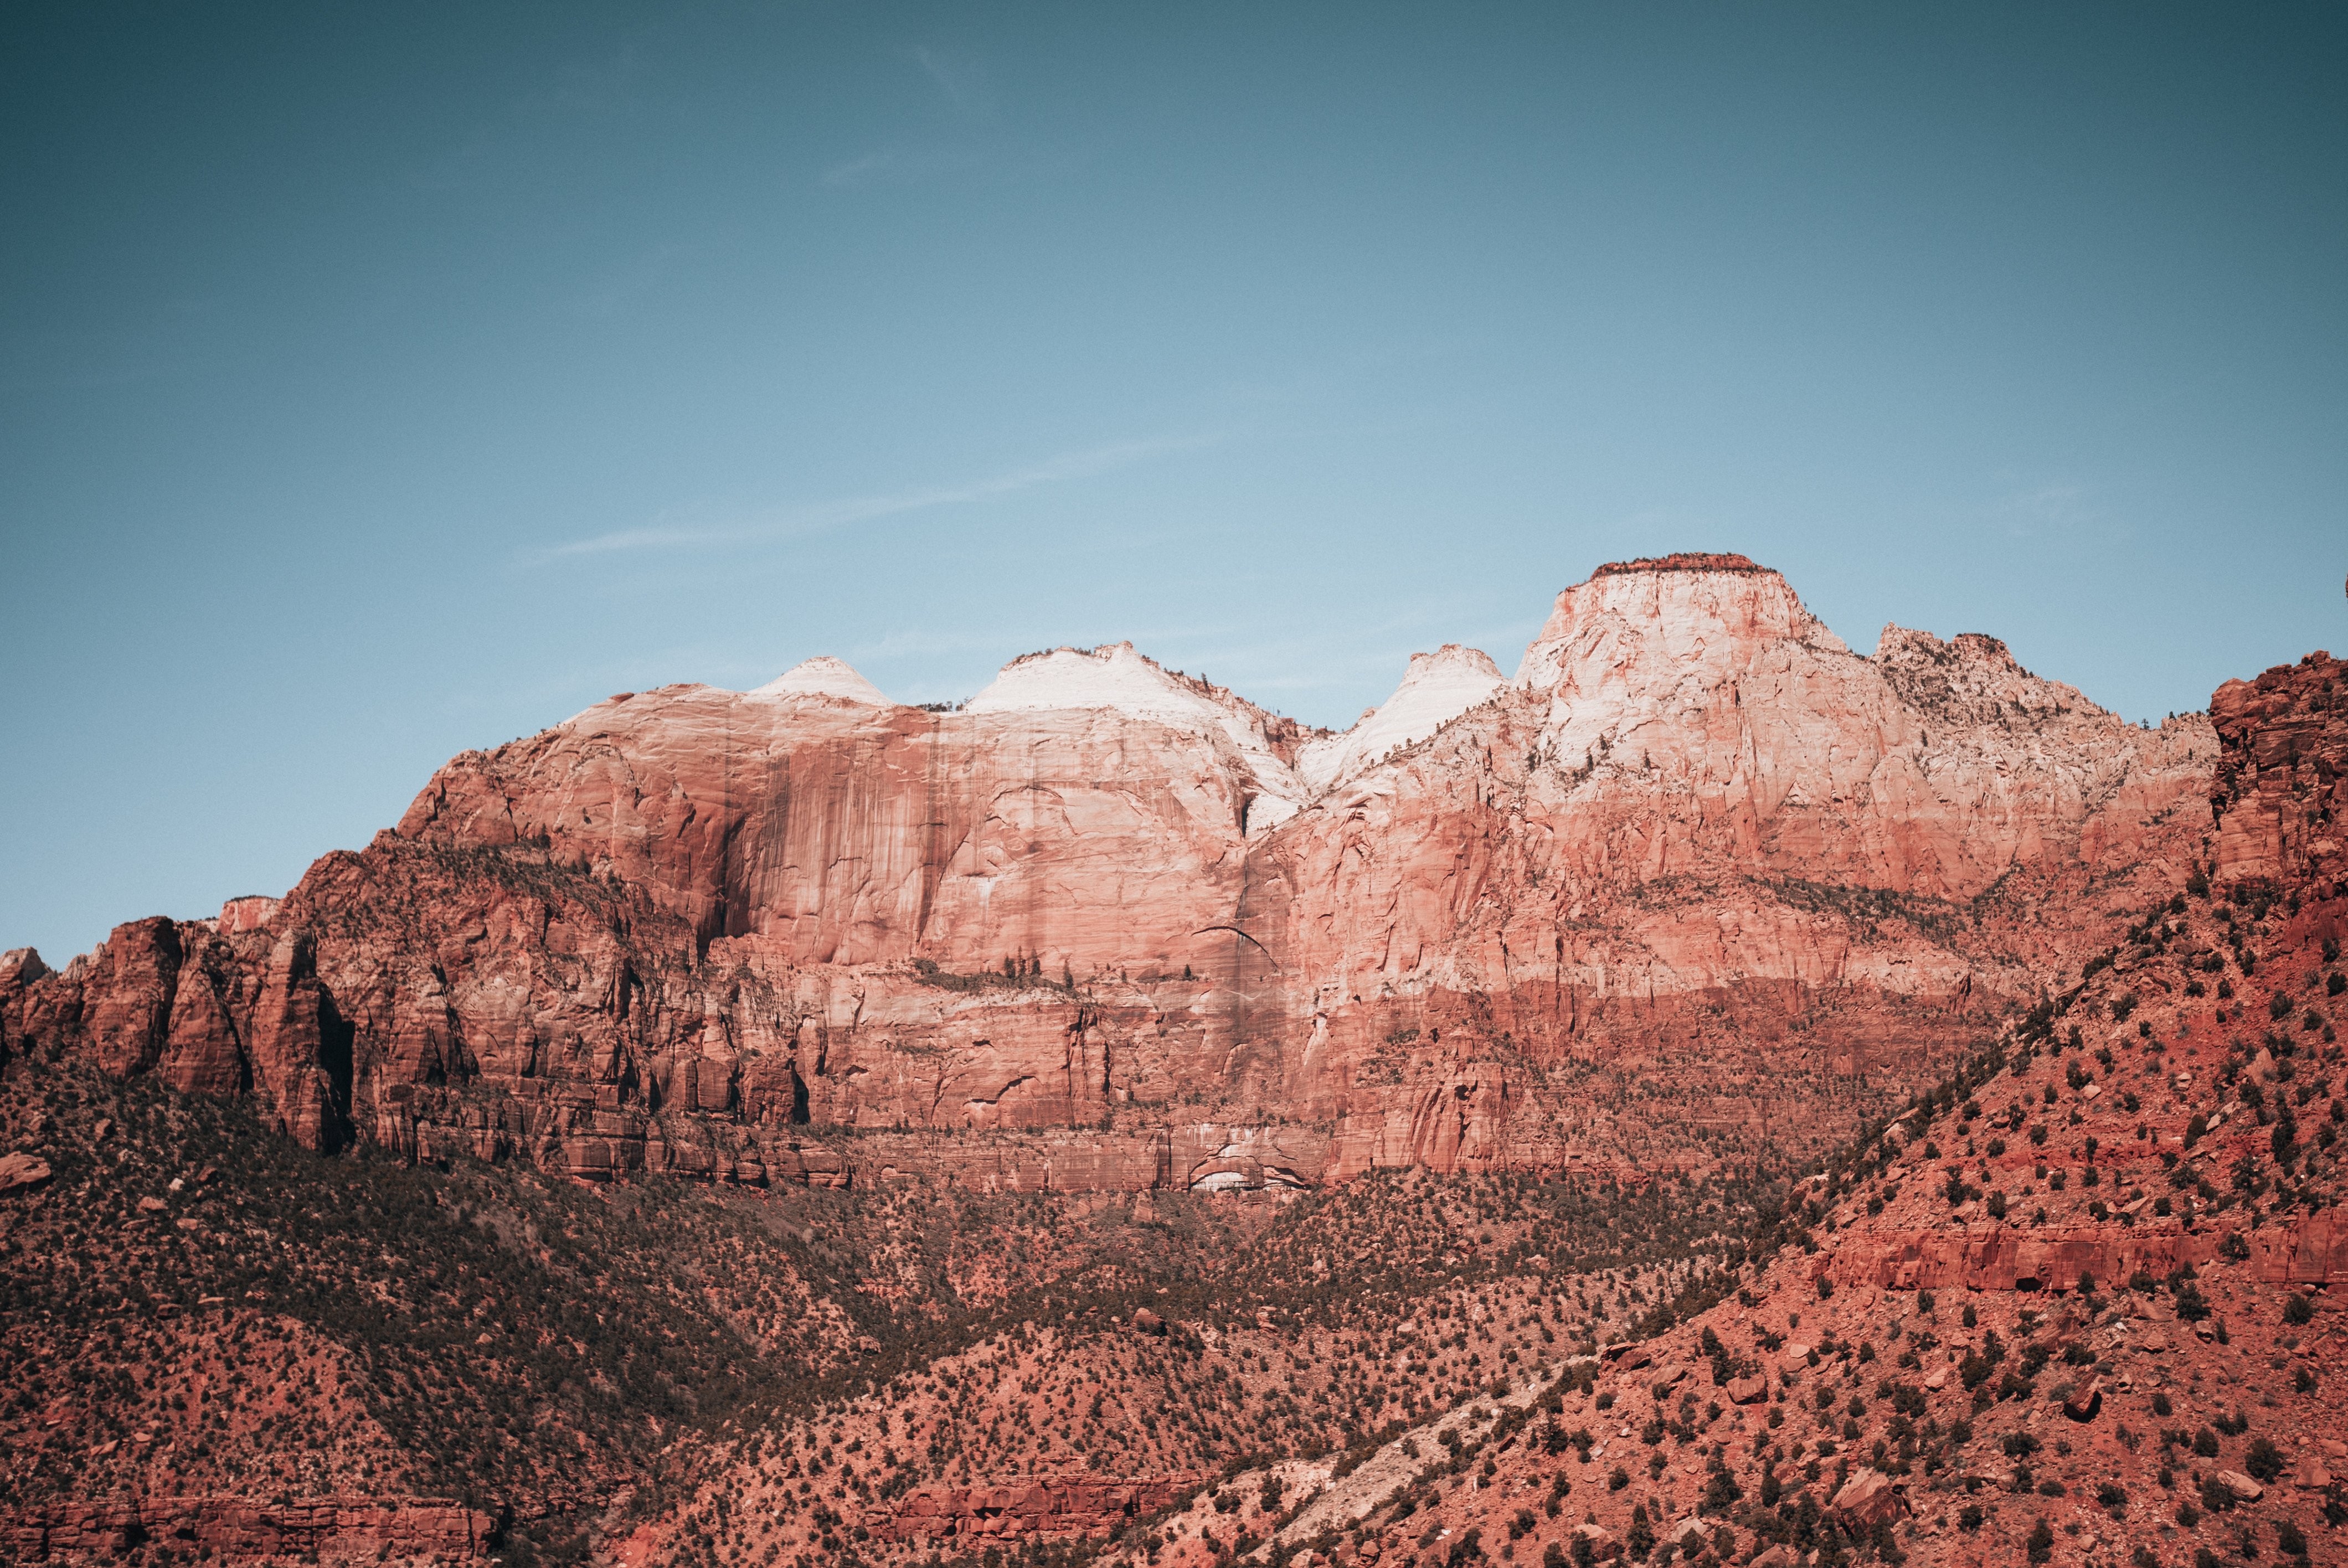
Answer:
2 559 2215 1197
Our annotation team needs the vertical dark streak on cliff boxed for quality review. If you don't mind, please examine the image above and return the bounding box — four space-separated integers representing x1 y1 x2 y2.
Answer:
757 740 795 952
915 712 957 951
1222 841 1295 1103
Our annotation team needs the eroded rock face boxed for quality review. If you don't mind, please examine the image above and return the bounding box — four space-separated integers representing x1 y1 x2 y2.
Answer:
0 1151 51 1194
0 559 2220 1189
2211 649 2346 890
1814 1210 2348 1292
6 1496 493 1562
1297 644 1505 793
868 1477 1198 1546
1509 558 2202 898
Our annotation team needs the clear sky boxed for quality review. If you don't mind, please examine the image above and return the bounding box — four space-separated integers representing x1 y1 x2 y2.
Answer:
3 3 2344 963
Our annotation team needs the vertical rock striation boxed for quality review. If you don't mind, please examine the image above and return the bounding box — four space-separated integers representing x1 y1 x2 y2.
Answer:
1 558 2220 1188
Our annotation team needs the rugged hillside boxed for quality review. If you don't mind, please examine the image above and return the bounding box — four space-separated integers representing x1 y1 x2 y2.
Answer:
583 652 2346 1568
0 1056 1768 1564
2 557 2213 1194
0 605 2332 1568
1046 649 2345 1568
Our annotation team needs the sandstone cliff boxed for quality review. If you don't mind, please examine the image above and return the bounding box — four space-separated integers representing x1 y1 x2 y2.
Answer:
605 637 2348 1568
1268 645 2347 1568
1 558 2217 1190
2211 649 2346 892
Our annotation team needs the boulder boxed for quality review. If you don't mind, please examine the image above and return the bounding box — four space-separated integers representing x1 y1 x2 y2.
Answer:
2293 1457 2332 1491
1829 1468 1904 1530
1726 1374 1769 1405
0 1151 52 1195
2062 1376 2102 1421
2215 1469 2264 1502
1130 1308 1167 1337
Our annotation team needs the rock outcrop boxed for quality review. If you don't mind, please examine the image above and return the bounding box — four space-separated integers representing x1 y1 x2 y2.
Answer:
0 1150 50 1194
1296 644 1505 793
3 1495 493 1562
1 559 2219 1189
873 1476 1198 1545
1815 1210 2348 1293
2210 649 2346 890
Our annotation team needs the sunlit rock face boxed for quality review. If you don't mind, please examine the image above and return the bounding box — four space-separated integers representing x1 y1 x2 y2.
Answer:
2208 649 2347 890
2 556 2218 1189
750 653 892 705
1297 644 1505 795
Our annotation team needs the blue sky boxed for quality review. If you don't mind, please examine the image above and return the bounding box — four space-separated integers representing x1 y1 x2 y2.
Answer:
3 2 2344 962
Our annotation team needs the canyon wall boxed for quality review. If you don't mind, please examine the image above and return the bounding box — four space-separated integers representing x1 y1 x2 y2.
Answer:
0 556 2219 1189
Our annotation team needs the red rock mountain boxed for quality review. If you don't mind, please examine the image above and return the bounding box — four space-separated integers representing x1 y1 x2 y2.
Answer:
1253 647 2346 1568
579 648 2348 1568
1 557 2215 1192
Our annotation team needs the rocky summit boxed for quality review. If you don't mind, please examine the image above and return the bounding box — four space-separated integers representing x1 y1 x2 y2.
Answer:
2 558 2341 1568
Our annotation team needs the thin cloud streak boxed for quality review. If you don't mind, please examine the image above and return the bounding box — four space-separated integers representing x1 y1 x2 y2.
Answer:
1992 481 2097 539
821 143 986 187
538 435 1218 560
914 48 992 118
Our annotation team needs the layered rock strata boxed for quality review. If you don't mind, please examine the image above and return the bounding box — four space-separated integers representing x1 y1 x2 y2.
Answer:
2210 649 2346 890
1 558 2218 1189
1130 656 2348 1568
3 1495 493 1561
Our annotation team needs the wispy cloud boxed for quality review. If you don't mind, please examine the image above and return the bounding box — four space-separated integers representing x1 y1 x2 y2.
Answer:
821 144 987 188
1994 481 2096 538
914 48 992 118
538 435 1217 560
819 44 1049 189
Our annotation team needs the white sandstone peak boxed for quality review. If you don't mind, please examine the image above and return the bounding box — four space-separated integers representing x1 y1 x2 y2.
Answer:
751 655 890 705
967 643 1307 834
1299 644 1505 793
966 642 1218 726
1513 555 1846 693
